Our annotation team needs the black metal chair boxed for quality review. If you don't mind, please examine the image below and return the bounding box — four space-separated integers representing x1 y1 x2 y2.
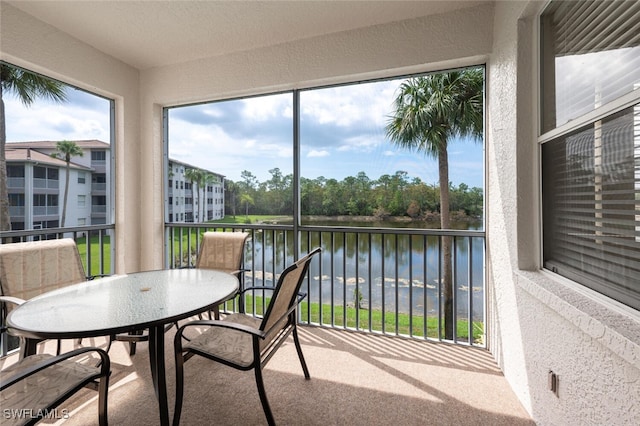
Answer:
0 346 110 426
173 247 321 426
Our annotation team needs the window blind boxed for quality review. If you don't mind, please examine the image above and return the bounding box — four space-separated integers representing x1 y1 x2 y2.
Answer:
542 105 640 309
541 0 640 131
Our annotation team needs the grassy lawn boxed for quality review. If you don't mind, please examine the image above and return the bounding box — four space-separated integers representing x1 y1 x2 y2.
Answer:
224 295 484 344
167 216 286 264
75 235 112 275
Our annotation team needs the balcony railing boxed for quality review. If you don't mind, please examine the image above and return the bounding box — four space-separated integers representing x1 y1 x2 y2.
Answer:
166 222 486 347
7 177 24 189
91 205 107 214
92 182 107 191
0 222 485 357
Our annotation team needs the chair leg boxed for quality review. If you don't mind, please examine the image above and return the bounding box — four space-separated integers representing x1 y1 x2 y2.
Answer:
128 329 144 356
173 348 186 426
98 371 110 426
254 366 276 426
292 325 310 379
212 304 220 320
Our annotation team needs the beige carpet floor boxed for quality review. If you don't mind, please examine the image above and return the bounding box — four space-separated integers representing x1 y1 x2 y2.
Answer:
2 324 534 426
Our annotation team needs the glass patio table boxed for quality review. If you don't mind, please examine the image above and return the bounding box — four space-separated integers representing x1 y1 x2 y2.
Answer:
6 268 239 426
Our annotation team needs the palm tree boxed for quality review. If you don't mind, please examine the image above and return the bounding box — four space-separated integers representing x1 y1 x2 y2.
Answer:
184 168 215 222
184 168 202 222
51 140 83 227
240 193 255 218
385 68 483 340
226 180 239 218
198 172 215 221
0 63 67 231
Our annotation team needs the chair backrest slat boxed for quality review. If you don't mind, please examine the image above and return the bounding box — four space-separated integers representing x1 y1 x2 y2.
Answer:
0 239 86 310
260 248 321 341
196 232 249 274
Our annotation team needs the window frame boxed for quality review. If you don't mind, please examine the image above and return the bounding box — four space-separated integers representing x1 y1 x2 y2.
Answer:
538 0 640 310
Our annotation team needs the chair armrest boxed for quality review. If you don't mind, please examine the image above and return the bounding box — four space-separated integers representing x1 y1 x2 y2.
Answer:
238 287 306 301
232 268 250 276
0 295 26 307
177 319 266 339
238 285 278 295
0 346 110 391
86 274 111 280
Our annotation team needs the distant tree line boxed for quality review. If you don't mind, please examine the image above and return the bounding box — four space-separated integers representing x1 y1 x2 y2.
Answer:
224 168 482 220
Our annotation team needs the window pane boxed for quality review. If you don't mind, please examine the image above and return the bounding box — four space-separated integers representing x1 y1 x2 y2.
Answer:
34 166 46 179
4 62 113 234
47 194 58 207
300 73 484 229
7 165 24 177
168 93 294 223
542 104 640 309
541 1 640 132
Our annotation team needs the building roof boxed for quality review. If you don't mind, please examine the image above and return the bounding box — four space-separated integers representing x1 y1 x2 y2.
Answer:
5 147 93 171
168 158 225 179
6 140 110 149
6 140 224 178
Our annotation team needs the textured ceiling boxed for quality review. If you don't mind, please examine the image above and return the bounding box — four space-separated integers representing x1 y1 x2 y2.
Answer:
8 1 490 70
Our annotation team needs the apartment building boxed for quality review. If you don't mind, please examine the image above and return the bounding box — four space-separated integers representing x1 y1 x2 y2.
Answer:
5 140 224 230
5 140 110 231
167 159 225 223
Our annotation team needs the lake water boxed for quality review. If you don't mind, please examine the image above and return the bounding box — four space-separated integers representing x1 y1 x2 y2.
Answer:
243 219 485 322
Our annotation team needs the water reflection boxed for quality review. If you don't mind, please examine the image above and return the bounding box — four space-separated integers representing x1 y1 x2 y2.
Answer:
242 225 484 322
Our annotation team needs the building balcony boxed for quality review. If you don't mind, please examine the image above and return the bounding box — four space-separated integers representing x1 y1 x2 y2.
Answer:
91 182 107 193
91 205 107 217
6 177 24 189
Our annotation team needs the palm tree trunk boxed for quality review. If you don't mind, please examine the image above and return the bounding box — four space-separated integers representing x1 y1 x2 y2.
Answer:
61 163 70 227
0 86 11 232
438 145 454 340
199 188 203 222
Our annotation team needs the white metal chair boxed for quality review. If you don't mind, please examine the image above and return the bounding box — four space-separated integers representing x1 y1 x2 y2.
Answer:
173 247 321 426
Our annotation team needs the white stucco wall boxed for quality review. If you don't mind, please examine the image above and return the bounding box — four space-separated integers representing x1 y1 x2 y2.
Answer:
137 3 495 269
488 2 640 425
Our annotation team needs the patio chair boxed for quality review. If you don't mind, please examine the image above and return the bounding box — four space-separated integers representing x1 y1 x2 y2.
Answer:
173 247 321 426
0 346 110 426
195 231 250 319
0 239 99 355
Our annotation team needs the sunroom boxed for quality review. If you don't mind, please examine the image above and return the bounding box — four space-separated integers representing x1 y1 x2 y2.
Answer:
1 1 638 425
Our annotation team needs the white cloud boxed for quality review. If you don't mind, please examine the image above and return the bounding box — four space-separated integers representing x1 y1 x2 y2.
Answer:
241 93 291 121
337 134 382 152
5 96 110 142
301 79 399 128
308 149 329 158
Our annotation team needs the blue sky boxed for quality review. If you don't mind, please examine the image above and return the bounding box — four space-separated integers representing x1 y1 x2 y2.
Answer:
6 76 485 188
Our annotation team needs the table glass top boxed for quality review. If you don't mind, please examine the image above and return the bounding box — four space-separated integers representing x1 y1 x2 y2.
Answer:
7 269 238 338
